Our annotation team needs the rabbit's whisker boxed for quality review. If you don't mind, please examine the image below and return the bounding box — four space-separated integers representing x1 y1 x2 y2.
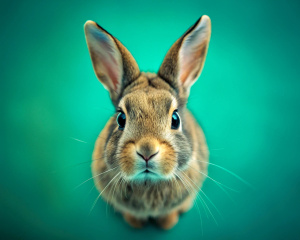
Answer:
178 169 219 225
113 175 123 200
121 178 127 199
108 174 123 215
89 172 121 214
187 164 237 203
175 172 204 233
87 184 96 198
187 163 238 193
177 171 209 219
74 166 118 190
180 169 221 219
106 173 121 215
175 172 204 215
197 160 253 188
69 137 88 143
171 176 182 200
173 172 192 199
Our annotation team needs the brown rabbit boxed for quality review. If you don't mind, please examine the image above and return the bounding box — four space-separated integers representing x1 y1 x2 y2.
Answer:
84 15 211 229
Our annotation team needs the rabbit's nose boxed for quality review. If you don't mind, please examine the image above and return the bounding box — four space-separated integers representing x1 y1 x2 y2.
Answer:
136 151 158 162
136 138 159 162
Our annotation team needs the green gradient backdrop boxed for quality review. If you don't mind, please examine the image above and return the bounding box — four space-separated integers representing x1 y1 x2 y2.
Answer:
1 0 300 239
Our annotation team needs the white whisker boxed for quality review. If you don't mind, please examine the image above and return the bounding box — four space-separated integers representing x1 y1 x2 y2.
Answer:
89 172 121 215
179 169 219 224
188 164 238 192
74 166 118 190
69 137 88 143
177 171 209 218
197 160 253 188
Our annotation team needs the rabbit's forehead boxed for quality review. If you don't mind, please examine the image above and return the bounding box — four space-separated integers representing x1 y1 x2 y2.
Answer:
119 90 177 119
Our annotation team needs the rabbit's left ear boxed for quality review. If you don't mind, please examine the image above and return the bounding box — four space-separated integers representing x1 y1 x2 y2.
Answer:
158 15 211 95
84 21 140 106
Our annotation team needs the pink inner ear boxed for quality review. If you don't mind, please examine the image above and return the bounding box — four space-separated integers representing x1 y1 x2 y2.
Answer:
102 57 120 91
86 22 123 93
179 47 203 84
178 16 211 88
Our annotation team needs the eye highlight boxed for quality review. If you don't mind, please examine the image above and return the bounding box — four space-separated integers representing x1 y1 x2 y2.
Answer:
117 111 126 130
171 110 180 129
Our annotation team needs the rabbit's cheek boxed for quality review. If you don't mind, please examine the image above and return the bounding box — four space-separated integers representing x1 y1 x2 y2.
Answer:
119 142 136 176
158 141 177 176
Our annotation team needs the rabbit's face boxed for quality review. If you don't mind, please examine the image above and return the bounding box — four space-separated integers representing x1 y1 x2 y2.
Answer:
105 87 192 183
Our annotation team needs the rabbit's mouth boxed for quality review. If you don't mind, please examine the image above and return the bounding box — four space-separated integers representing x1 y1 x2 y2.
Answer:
141 169 156 177
140 168 157 176
131 168 161 182
130 167 174 184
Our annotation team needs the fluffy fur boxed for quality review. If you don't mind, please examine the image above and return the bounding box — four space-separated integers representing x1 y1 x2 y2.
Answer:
84 15 211 229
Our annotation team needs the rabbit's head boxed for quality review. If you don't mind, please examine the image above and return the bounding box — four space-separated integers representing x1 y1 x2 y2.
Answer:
84 16 211 183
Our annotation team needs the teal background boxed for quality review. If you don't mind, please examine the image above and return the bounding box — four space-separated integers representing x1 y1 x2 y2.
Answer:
1 0 300 239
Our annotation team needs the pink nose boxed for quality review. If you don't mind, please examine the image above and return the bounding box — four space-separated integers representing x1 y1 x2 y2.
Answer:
136 151 159 162
136 137 159 162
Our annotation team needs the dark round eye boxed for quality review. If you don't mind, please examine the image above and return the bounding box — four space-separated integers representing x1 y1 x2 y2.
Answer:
117 112 126 130
171 111 180 129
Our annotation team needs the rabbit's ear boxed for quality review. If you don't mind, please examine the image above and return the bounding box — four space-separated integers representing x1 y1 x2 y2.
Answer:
84 21 140 105
158 15 211 95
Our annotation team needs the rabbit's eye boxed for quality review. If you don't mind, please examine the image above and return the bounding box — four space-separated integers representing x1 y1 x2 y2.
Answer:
171 110 180 129
117 112 126 130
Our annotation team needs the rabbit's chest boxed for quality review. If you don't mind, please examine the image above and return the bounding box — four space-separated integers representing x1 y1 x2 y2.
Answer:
112 184 189 217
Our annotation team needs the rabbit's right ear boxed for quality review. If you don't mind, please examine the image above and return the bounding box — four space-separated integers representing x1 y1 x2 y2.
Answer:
158 16 211 97
84 21 140 106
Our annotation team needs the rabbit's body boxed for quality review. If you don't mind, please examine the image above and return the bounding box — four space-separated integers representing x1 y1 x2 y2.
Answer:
84 16 211 229
92 73 208 220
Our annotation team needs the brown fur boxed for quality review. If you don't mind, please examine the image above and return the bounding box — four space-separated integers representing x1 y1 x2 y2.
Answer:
85 16 211 229
91 73 209 227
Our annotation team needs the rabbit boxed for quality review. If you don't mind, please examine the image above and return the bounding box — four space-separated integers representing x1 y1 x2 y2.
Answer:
84 15 211 230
